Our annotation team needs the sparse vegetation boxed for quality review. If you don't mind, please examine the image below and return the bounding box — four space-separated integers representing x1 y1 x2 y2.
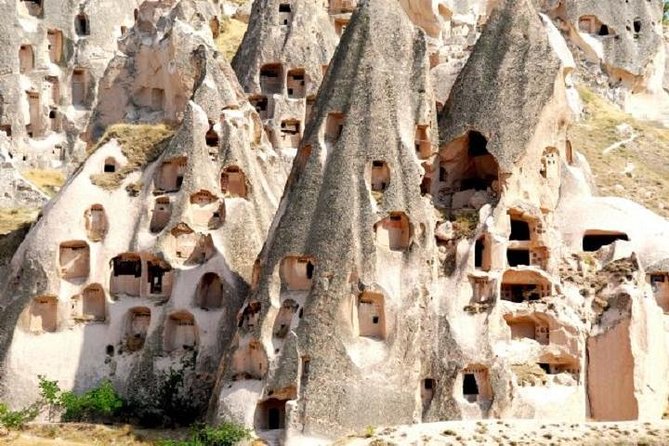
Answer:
451 210 479 239
570 85 669 218
20 169 65 197
156 422 250 446
0 403 38 430
0 208 39 236
37 376 124 422
89 124 174 190
216 17 247 60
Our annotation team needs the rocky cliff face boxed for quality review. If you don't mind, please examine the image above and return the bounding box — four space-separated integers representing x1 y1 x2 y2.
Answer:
1 0 669 444
0 0 287 422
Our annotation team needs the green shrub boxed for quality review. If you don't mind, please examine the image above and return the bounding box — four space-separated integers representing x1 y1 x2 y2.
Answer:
60 380 124 421
38 375 124 422
0 402 38 429
157 422 251 446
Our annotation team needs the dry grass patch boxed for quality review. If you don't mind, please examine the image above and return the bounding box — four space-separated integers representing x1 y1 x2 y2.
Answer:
569 86 669 218
21 169 65 197
1 423 188 445
216 17 248 60
0 208 39 236
511 363 547 386
89 124 174 191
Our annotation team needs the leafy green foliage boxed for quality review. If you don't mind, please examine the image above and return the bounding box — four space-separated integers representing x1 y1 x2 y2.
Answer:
59 380 124 421
37 375 124 422
157 422 251 446
0 402 38 429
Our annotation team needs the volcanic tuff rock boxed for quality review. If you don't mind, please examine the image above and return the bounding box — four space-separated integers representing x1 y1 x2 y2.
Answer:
0 1 287 418
1 0 669 444
213 0 441 437
233 0 339 156
0 0 140 168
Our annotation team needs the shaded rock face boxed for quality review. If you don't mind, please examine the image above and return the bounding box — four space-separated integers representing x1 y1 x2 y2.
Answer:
202 0 669 442
550 0 663 85
232 0 339 157
0 1 287 421
213 0 446 438
541 0 668 123
0 0 141 168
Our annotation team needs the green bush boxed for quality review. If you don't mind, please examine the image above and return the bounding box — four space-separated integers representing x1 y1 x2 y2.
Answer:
38 376 124 422
157 422 251 446
60 380 124 421
0 402 38 429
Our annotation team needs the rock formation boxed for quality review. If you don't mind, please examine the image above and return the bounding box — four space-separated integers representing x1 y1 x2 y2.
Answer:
0 1 286 422
0 0 669 443
0 0 141 168
232 0 339 157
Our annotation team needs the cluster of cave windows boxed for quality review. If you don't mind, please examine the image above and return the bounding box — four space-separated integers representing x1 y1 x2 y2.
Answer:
506 212 548 269
258 64 308 100
280 256 315 291
374 212 411 251
540 147 559 180
286 69 306 98
582 230 629 252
